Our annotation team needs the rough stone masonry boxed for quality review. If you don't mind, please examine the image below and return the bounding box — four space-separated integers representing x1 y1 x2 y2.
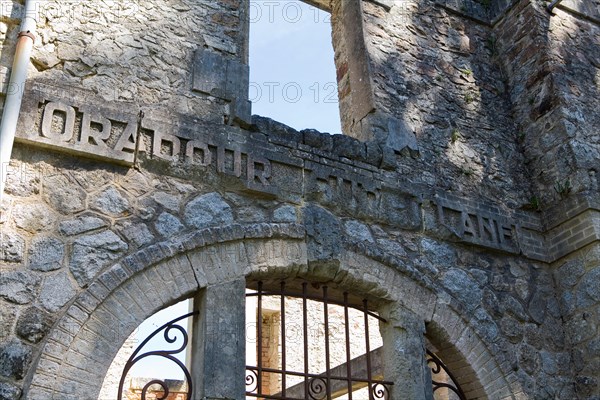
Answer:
0 0 598 399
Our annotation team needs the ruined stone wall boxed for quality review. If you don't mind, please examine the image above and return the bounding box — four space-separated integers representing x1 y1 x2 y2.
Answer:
495 0 600 203
552 244 600 398
0 0 598 399
360 1 530 206
1 0 249 121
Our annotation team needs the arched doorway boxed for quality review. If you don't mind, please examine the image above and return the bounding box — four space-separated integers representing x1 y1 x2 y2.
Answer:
24 229 510 399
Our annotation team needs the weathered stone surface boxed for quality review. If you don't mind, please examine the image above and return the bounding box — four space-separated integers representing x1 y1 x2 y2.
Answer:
39 272 77 312
70 230 128 287
4 164 40 197
304 205 342 263
376 239 408 258
91 187 132 217
0 232 25 263
16 306 54 343
0 0 598 397
117 221 155 248
566 312 597 345
0 340 31 379
578 267 600 302
273 205 297 223
500 315 523 343
155 212 185 237
59 215 108 236
151 192 181 212
42 174 86 214
184 192 234 229
28 237 65 272
528 290 549 324
0 381 21 400
116 221 155 249
344 220 374 243
555 259 585 288
518 343 541 375
442 268 482 311
0 271 40 305
12 203 56 233
0 301 17 341
421 238 456 266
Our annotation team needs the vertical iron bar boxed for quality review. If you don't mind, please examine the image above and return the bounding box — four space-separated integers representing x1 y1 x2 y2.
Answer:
364 299 373 400
323 286 332 400
257 282 263 397
281 281 287 397
303 282 309 400
344 292 353 399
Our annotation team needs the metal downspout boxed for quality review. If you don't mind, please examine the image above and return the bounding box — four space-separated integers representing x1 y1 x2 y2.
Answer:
0 0 38 201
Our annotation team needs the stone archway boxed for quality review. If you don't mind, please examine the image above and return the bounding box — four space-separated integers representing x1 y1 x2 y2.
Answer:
23 223 518 400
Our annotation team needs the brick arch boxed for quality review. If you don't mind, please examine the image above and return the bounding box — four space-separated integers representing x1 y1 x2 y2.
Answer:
24 223 518 400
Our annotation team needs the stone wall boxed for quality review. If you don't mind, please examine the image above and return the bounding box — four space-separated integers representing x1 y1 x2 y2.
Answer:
360 0 530 206
1 0 250 122
0 0 598 399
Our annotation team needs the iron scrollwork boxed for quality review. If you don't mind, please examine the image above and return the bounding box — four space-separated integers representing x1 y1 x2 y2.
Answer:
117 311 198 400
245 368 259 393
371 382 390 399
427 349 467 400
307 377 328 399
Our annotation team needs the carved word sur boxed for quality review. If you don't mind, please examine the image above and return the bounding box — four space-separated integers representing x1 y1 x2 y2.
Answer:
437 201 521 253
308 162 381 208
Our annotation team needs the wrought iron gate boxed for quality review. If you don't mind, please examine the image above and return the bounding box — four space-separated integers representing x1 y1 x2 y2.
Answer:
245 281 393 400
116 287 467 400
117 311 197 400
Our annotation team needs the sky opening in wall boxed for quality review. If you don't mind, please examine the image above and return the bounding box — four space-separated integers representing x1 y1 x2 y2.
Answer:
249 0 342 135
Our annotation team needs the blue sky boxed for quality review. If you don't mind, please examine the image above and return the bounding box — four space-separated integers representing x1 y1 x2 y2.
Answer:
248 0 342 134
128 0 340 382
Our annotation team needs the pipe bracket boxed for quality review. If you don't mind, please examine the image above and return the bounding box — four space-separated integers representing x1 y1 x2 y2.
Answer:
18 31 36 42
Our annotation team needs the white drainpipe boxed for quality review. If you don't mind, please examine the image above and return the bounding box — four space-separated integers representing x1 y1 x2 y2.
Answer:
0 0 39 201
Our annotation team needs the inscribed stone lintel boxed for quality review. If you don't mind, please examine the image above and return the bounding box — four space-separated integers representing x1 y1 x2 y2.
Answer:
434 199 523 254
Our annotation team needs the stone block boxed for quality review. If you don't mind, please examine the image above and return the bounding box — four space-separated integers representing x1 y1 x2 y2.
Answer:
42 174 86 215
28 237 65 272
39 272 77 312
0 339 32 379
69 230 128 287
91 187 132 217
0 381 21 400
155 212 185 237
16 306 54 343
184 192 234 229
59 215 108 236
0 231 25 263
303 204 342 264
0 271 40 305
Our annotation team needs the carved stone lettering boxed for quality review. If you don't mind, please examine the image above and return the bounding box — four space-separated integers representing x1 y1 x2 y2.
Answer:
41 102 76 142
217 147 242 177
307 164 381 213
18 91 143 165
80 112 111 148
437 202 520 254
461 212 478 238
152 131 181 161
247 156 271 186
185 141 212 166
114 118 143 154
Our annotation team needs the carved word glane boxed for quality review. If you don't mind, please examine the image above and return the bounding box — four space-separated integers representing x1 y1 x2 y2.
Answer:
437 201 521 254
